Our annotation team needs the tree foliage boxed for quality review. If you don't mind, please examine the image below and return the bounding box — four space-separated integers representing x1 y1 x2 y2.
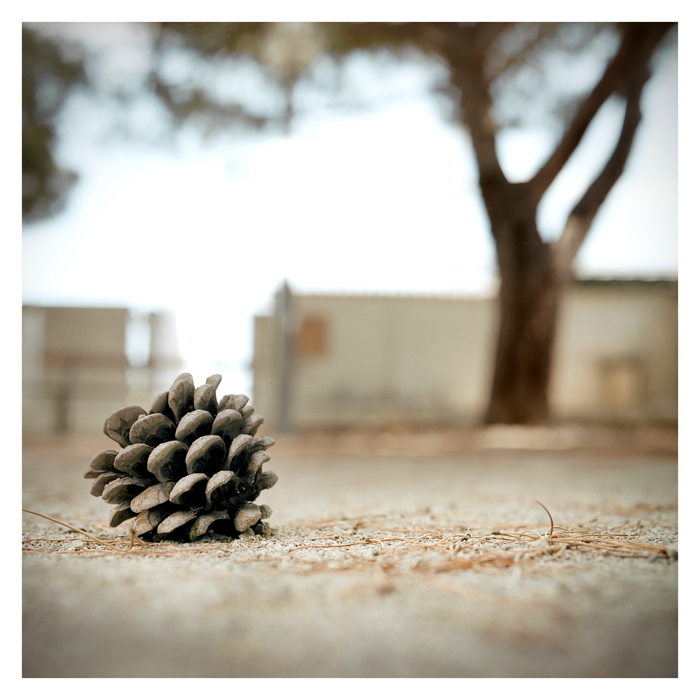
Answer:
22 26 88 222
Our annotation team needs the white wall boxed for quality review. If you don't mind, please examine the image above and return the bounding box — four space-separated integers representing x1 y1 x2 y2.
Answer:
287 294 497 428
253 282 677 430
22 306 184 437
552 285 678 421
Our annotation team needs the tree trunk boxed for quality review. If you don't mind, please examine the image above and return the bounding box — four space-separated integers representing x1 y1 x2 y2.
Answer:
485 209 562 424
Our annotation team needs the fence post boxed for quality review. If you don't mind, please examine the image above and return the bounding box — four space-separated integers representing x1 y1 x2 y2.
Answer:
276 280 294 433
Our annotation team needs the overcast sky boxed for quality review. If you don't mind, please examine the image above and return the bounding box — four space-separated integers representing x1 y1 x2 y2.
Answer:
21 22 678 397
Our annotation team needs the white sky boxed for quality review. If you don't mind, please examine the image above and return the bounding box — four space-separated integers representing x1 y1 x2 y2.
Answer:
21 22 679 397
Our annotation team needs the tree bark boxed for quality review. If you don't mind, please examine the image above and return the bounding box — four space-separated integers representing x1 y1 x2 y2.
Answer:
483 188 562 424
487 250 560 424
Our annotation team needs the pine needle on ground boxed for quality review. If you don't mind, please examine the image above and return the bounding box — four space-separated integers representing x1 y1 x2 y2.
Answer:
22 503 675 571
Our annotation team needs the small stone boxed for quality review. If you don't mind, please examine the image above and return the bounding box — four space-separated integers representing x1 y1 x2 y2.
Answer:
258 504 272 519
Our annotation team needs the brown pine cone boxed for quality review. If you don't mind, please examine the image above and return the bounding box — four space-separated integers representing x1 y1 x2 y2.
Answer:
84 373 278 541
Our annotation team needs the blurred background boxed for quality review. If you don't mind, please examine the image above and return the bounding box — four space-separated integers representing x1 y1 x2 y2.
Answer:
22 22 678 439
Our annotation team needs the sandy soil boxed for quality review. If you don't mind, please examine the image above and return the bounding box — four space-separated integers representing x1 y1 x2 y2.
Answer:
22 426 678 678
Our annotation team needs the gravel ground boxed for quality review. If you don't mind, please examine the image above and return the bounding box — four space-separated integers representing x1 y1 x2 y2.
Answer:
22 427 678 678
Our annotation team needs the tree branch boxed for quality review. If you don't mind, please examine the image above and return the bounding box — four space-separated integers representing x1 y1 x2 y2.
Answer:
552 69 648 277
471 22 514 54
527 23 673 204
485 23 560 84
432 25 508 192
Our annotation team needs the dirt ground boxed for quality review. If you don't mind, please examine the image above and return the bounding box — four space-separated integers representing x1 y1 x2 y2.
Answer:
22 425 678 678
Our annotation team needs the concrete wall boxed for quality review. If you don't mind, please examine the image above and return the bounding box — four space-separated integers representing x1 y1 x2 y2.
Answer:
23 306 182 437
252 279 677 430
291 294 496 428
551 281 678 422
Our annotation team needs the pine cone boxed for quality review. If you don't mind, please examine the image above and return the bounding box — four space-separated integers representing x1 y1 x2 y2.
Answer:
84 373 278 541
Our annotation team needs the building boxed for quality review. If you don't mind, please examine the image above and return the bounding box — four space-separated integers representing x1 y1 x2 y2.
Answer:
252 278 678 431
22 306 182 437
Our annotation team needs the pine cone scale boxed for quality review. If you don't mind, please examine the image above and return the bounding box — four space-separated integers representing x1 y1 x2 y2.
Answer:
157 510 197 535
103 406 146 448
84 450 119 479
169 472 208 506
131 506 168 536
190 510 229 540
89 471 123 497
194 384 218 415
130 481 175 513
147 441 189 482
109 501 136 527
114 443 154 478
234 503 261 532
168 377 195 423
129 413 176 447
186 435 227 476
256 471 278 490
175 410 215 446
101 476 151 504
